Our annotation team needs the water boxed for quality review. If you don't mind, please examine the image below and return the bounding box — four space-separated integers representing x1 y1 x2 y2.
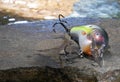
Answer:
70 0 120 18
0 0 120 25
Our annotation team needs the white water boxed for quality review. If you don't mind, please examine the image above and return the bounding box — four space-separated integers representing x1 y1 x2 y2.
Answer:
70 0 120 18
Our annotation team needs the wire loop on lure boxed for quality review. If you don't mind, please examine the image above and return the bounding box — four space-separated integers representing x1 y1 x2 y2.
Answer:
52 14 70 35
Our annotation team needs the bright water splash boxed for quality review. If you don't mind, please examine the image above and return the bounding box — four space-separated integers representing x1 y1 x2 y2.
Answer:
70 0 120 18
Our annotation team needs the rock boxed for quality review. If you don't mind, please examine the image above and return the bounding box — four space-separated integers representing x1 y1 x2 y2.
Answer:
0 66 98 82
0 18 120 82
0 0 77 19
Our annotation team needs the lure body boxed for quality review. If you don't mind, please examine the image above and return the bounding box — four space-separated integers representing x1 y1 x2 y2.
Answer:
70 25 109 64
53 14 109 66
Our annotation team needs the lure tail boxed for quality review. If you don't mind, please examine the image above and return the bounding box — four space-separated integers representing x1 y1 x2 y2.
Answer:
53 14 70 35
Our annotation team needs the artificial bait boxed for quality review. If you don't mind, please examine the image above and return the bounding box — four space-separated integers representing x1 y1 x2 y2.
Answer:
53 14 109 66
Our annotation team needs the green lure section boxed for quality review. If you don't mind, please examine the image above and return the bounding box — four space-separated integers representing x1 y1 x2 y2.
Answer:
70 26 93 34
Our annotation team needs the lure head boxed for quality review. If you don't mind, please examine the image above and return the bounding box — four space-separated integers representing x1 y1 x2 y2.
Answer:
70 25 109 66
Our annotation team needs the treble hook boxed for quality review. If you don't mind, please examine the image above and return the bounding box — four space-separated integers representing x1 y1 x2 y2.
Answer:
53 14 70 35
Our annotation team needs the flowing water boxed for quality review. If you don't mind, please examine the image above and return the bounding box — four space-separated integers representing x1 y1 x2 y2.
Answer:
0 0 120 25
70 0 120 18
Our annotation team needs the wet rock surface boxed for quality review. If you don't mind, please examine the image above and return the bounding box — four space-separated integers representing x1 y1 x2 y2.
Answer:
0 18 120 82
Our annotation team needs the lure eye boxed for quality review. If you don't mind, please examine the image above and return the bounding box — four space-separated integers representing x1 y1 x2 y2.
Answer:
92 30 102 41
95 32 100 36
95 32 100 38
94 32 104 41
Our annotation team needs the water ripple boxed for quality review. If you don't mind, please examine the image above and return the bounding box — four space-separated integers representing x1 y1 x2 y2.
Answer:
70 0 120 18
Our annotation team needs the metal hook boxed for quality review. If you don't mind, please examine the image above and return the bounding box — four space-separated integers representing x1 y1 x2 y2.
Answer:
52 14 70 34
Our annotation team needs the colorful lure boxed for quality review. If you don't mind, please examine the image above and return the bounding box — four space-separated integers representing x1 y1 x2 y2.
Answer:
53 14 109 66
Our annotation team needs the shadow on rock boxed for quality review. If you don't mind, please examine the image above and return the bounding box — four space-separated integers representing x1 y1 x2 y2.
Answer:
0 66 98 82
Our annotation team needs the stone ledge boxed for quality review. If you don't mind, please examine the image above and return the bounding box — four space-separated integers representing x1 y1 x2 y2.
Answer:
0 18 120 82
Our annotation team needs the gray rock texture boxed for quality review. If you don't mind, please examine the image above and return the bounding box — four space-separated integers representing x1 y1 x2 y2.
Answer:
0 18 120 82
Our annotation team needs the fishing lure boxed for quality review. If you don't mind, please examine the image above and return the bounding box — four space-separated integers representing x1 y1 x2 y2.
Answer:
53 14 109 66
